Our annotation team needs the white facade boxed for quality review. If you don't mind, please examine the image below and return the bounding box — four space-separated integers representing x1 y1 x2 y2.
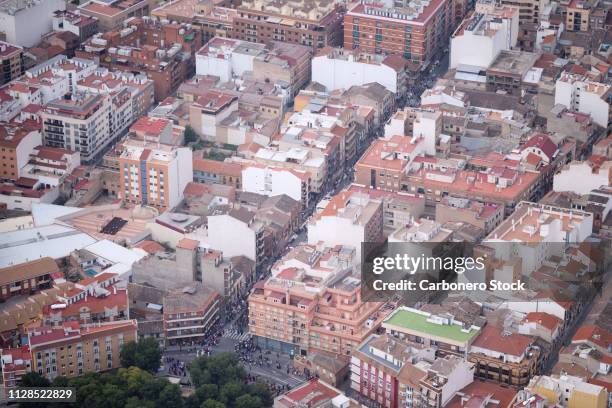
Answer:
555 73 610 128
206 213 257 261
0 0 65 47
195 39 262 82
450 7 519 69
42 94 113 164
0 186 59 211
312 51 399 94
14 130 42 178
308 217 365 260
553 161 611 195
241 166 306 205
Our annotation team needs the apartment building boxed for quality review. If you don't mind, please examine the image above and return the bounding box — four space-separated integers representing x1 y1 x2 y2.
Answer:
193 156 242 189
500 0 551 25
233 0 344 51
119 139 193 211
204 207 265 267
435 197 504 234
285 106 360 169
485 50 540 96
468 325 540 387
565 0 598 31
0 345 31 389
450 6 519 69
163 283 220 346
347 184 426 235
242 165 311 209
350 333 436 408
555 71 611 128
151 0 237 43
388 218 453 242
76 18 202 101
76 68 155 120
0 126 41 181
28 320 137 380
78 0 157 31
312 48 408 98
0 41 23 85
248 244 389 356
248 146 326 195
383 307 482 358
484 202 593 275
344 0 456 70
42 92 126 165
553 159 611 195
0 0 65 47
0 258 59 301
418 356 475 408
52 10 99 42
196 37 312 99
526 374 608 408
308 191 384 261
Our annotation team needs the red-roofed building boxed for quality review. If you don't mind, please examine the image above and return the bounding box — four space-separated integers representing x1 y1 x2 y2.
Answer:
519 312 562 343
469 325 540 387
521 133 558 164
0 345 31 389
446 380 518 408
130 116 173 142
26 320 137 380
274 378 343 408
572 325 612 352
345 0 458 71
0 41 23 86
43 286 128 325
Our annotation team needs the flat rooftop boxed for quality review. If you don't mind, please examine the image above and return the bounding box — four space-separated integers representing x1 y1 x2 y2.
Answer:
384 308 480 343
487 50 539 77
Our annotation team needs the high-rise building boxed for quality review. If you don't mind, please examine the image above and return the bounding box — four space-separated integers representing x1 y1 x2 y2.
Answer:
0 41 23 85
119 139 193 211
344 0 456 70
232 0 344 51
42 92 129 165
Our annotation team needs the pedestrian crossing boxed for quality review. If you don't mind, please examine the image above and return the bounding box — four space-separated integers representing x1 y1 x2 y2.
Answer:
222 330 251 341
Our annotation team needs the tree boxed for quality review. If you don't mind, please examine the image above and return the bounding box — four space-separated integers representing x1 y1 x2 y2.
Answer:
20 372 50 387
219 382 246 407
126 397 156 408
247 382 272 407
184 125 198 145
158 383 183 408
201 399 226 408
196 384 219 402
120 337 161 373
190 353 246 388
235 395 262 408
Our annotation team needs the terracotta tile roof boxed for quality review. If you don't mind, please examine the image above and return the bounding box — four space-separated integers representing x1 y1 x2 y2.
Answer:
446 380 518 408
522 133 557 161
471 325 534 357
524 312 562 331
177 238 200 250
193 157 242 177
134 240 165 254
572 325 611 349
0 258 59 286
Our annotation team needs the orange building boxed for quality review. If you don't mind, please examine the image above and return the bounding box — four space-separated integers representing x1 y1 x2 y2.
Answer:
119 139 193 210
28 320 137 380
248 244 389 357
0 126 41 182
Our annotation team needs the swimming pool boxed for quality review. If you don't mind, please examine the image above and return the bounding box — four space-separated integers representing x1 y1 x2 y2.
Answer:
85 268 98 277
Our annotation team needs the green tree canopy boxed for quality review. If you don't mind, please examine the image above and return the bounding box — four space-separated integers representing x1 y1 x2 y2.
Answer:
120 337 161 373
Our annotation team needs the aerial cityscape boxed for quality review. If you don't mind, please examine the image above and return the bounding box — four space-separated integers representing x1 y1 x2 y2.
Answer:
0 0 609 407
